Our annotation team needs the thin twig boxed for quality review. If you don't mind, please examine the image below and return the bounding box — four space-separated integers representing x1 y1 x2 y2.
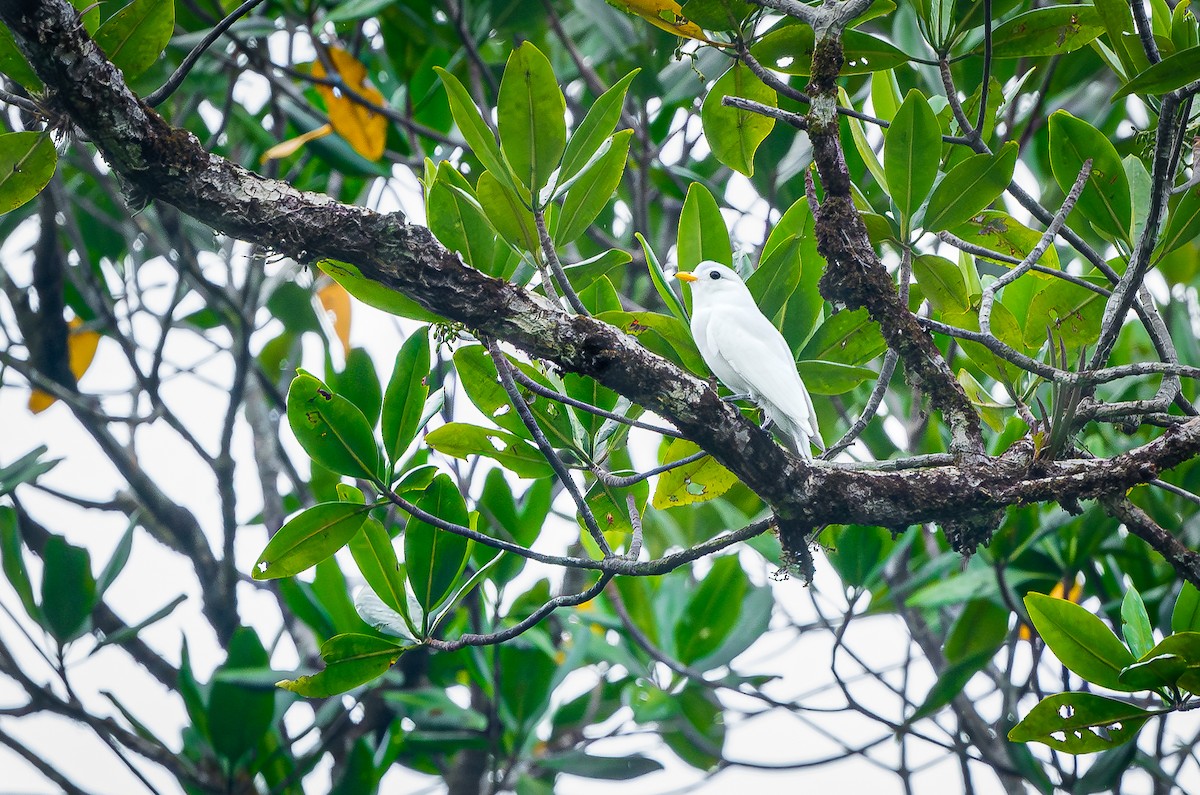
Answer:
145 0 269 106
487 339 613 557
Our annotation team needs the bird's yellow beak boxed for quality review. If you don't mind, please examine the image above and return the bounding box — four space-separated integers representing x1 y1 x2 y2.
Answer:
674 271 697 283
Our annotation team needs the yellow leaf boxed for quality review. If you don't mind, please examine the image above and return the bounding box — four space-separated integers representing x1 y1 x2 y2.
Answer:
651 438 737 509
28 318 100 414
261 123 333 163
606 0 721 44
312 48 388 161
28 390 55 414
317 281 352 352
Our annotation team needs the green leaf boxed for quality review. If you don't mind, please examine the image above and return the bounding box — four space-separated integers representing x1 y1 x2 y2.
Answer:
909 650 994 723
637 233 689 323
1121 587 1155 660
178 640 210 741
747 197 815 325
208 627 275 765
662 686 725 769
95 517 135 599
0 446 58 497
94 0 175 79
949 211 1060 269
498 42 566 196
0 508 41 624
555 129 632 245
870 69 902 122
499 639 557 731
0 133 57 215
1095 0 1152 78
1023 276 1107 348
1156 187 1200 259
331 348 382 429
0 24 41 89
41 535 96 644
674 556 748 664
349 517 409 623
843 86 888 192
885 90 941 231
1119 647 1190 691
677 183 732 271
317 259 443 323
405 473 472 621
427 166 499 274
452 345 575 447
425 423 554 479
1024 592 1138 692
1114 44 1200 100
945 599 1010 664
287 372 382 481
595 310 708 375
913 254 971 315
253 502 371 580
799 308 886 366
1048 111 1131 242
278 633 408 697
1173 583 1200 633
559 69 639 186
824 525 891 589
382 330 431 464
923 143 1018 232
91 593 187 652
680 0 753 29
750 23 910 76
434 67 517 195
1008 693 1154 753
988 6 1104 58
651 439 738 509
700 62 776 177
797 360 876 394
536 751 663 780
477 169 538 252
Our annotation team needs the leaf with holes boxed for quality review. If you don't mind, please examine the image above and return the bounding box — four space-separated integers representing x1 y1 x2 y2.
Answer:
287 372 382 481
425 423 554 479
1009 693 1154 754
651 439 737 509
750 23 909 76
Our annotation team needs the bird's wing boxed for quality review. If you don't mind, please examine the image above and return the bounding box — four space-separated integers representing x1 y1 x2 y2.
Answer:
706 309 816 437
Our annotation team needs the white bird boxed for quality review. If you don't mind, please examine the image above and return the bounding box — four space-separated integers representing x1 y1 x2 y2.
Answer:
675 261 823 458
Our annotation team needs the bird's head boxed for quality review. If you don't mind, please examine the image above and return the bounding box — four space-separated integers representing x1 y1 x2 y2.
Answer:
674 261 751 306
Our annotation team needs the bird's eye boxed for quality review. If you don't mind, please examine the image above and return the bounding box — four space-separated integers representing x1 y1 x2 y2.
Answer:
708 271 721 280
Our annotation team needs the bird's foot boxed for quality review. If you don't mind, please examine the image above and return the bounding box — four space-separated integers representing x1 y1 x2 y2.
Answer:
721 393 753 403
